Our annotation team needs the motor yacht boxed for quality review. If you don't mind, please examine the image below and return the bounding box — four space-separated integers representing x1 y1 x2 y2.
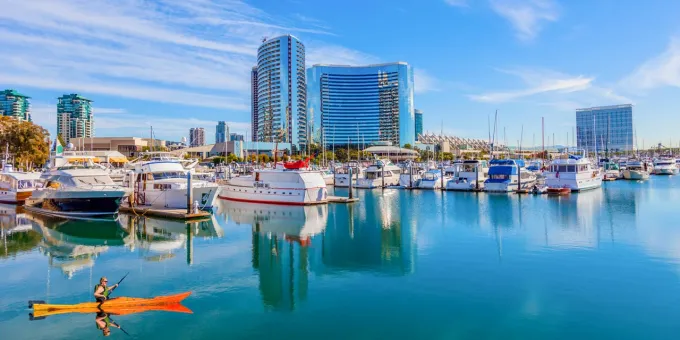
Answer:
484 159 537 192
652 157 678 175
127 159 219 209
601 160 622 180
0 163 41 204
416 169 448 189
445 160 489 191
622 160 650 180
354 159 401 188
398 162 424 189
218 159 327 205
27 156 129 219
334 162 364 188
544 154 602 191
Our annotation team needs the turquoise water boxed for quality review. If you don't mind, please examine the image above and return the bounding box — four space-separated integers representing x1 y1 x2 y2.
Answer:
2 177 680 339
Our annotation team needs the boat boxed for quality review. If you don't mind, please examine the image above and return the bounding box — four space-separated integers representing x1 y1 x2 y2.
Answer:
484 159 537 193
127 158 219 209
652 157 679 175
601 159 622 180
445 160 489 191
334 162 364 188
218 167 327 205
354 159 401 189
320 169 335 185
398 162 424 189
30 291 192 313
547 187 571 195
0 163 41 205
526 160 543 173
416 169 448 189
622 160 650 180
544 154 602 191
27 156 129 219
31 302 192 319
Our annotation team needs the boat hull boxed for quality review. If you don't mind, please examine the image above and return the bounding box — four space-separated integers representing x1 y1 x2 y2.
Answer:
32 292 192 313
25 194 125 218
623 170 650 180
354 177 400 189
485 179 536 193
218 185 327 205
137 186 219 209
653 168 678 175
445 178 484 191
0 190 32 204
544 177 602 192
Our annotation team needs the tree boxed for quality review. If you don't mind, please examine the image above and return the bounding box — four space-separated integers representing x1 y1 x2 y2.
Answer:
226 153 240 163
212 156 226 165
258 153 270 163
403 143 412 150
442 152 454 161
335 148 348 162
0 117 50 170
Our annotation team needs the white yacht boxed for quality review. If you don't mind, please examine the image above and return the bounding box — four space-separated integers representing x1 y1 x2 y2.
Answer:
601 160 622 180
127 159 219 209
0 163 41 204
544 154 602 191
334 162 364 188
622 160 650 180
27 156 129 218
445 160 489 191
218 165 327 205
416 169 448 189
354 159 401 188
398 163 424 189
652 157 678 175
484 159 537 192
320 169 335 186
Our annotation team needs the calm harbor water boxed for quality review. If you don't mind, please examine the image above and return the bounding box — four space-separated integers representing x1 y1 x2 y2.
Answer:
2 177 680 339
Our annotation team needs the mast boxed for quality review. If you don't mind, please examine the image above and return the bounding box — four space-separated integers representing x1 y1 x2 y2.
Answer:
542 117 545 164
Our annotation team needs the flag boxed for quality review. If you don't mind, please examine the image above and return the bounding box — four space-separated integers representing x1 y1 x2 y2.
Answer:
52 138 63 155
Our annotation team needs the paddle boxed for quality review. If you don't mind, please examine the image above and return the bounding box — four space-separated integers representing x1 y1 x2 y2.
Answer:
107 272 129 297
110 319 131 337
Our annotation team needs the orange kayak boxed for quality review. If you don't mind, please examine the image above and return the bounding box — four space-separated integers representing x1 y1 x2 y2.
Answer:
32 292 191 313
31 303 192 319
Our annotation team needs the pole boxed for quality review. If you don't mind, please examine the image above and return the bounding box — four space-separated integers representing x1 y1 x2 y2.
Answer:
440 166 444 190
542 117 545 165
348 167 353 199
381 162 385 189
475 163 479 191
186 172 192 214
517 162 521 192
409 163 413 189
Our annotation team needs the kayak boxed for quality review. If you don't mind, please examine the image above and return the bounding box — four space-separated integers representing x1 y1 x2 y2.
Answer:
31 303 192 319
32 291 191 313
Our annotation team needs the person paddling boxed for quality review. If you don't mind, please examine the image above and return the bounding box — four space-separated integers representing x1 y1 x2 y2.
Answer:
95 310 121 337
94 277 119 303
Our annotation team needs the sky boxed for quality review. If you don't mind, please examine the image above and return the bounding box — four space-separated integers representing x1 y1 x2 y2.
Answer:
1 0 679 147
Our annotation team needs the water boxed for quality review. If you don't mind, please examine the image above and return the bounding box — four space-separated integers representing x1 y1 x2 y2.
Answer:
2 177 680 339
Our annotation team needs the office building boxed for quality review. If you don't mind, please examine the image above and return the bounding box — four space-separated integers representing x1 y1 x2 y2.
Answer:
216 121 229 143
0 89 31 122
57 94 93 144
230 133 244 141
307 62 415 147
256 35 307 151
251 66 258 142
189 127 205 147
414 109 423 141
576 104 633 152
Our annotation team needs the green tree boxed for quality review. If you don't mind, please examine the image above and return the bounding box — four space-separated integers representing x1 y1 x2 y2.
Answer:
442 152 454 161
0 117 50 170
258 153 270 163
403 143 412 150
212 156 226 165
335 148 348 162
226 153 240 163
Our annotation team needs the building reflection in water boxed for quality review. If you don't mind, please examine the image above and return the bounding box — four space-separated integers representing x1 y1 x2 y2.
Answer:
222 200 328 310
0 205 41 259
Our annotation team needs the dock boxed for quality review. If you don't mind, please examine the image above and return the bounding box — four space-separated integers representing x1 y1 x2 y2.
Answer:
328 196 359 203
119 206 211 220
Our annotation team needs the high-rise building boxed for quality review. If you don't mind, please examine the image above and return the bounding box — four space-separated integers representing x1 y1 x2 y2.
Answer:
230 133 244 141
189 127 205 147
216 121 229 143
307 62 415 147
414 109 423 142
57 94 93 144
0 89 31 122
256 35 307 151
576 104 633 152
251 66 258 142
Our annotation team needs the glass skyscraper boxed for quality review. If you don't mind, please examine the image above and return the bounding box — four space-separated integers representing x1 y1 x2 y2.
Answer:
414 109 423 142
250 66 258 142
57 94 93 144
0 89 31 122
307 62 415 148
216 121 228 143
576 104 633 152
256 35 307 151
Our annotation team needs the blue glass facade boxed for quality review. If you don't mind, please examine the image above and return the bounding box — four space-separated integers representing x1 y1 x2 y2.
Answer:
0 89 31 122
57 93 93 144
215 121 228 143
256 35 306 151
576 104 633 152
307 62 415 147
414 109 423 141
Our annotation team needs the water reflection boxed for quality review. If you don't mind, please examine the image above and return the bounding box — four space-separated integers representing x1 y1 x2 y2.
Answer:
0 205 41 258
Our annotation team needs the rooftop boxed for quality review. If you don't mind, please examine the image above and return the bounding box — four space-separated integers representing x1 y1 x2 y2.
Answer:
1 89 30 98
364 145 419 155
59 93 92 102
576 104 633 112
311 62 409 68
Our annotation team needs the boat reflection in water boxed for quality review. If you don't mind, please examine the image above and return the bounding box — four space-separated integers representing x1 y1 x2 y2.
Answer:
27 213 132 278
220 200 327 310
119 213 223 265
0 204 41 258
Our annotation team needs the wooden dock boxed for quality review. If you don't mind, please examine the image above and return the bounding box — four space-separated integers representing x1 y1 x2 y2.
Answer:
327 196 359 203
119 206 211 220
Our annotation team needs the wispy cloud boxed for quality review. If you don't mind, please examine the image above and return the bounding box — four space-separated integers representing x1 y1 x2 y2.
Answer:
621 38 680 90
489 0 559 41
469 68 632 109
414 69 442 94
444 0 470 7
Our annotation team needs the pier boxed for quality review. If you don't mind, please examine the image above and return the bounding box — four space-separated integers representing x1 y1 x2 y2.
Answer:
119 206 211 220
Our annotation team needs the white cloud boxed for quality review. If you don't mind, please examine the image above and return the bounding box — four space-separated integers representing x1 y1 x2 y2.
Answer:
414 69 442 94
621 38 680 90
444 0 470 7
489 0 559 41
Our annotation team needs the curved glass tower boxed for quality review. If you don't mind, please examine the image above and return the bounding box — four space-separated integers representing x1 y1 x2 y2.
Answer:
256 35 307 151
307 62 414 148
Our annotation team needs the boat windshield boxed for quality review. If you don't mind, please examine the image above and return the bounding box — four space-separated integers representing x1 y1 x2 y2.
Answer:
73 175 115 186
17 180 36 189
151 171 187 180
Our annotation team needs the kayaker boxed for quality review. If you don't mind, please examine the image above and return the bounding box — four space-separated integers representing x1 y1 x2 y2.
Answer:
95 311 121 337
94 277 118 303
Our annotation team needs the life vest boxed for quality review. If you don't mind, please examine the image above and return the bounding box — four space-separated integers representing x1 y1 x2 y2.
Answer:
94 284 111 297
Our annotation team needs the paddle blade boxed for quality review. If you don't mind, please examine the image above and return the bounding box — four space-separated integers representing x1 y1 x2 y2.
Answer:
28 300 45 308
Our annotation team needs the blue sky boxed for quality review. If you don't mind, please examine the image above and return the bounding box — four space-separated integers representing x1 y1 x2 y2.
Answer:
1 0 679 147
